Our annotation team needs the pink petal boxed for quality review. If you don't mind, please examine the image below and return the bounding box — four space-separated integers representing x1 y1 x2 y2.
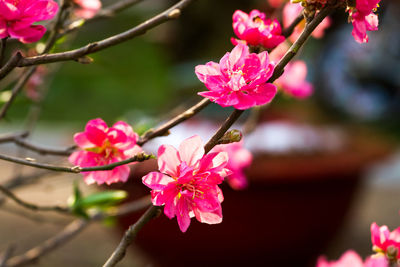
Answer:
176 198 191 232
9 24 46 43
142 172 175 190
178 135 204 167
198 151 229 173
112 121 138 141
73 132 94 149
158 144 180 177
0 1 19 20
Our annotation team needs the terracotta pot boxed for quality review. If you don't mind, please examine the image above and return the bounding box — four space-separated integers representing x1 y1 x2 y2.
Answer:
117 124 391 267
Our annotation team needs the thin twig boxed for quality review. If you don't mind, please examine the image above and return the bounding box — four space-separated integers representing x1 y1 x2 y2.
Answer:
0 132 28 143
4 196 151 267
0 0 70 119
0 185 69 213
268 7 333 83
0 52 22 80
0 205 67 225
110 195 151 217
0 245 14 267
282 13 304 38
138 98 210 146
6 219 89 267
0 152 153 173
0 38 8 67
204 109 244 153
13 138 76 156
16 0 196 67
0 67 37 120
62 0 145 36
102 206 161 267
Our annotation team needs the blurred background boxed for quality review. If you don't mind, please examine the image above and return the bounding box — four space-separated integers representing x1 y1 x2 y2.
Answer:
0 0 399 266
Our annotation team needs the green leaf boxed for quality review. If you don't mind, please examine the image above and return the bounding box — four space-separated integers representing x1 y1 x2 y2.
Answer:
80 190 128 209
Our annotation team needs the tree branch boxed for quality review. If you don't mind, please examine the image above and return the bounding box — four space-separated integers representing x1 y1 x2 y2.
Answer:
204 109 244 153
138 98 210 146
0 38 8 67
4 196 151 267
0 0 72 119
268 7 333 83
102 205 161 267
0 185 70 213
6 219 89 267
282 13 304 38
0 152 153 173
14 0 196 68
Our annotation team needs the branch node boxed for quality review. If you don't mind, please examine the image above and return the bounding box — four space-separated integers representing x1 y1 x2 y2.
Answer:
71 166 82 173
168 9 181 19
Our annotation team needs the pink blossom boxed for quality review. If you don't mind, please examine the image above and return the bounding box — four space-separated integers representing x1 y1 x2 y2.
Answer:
283 3 331 43
25 65 47 101
317 250 388 267
231 9 285 49
0 0 58 43
267 0 285 8
276 60 313 98
212 140 252 190
142 135 230 232
196 43 277 110
371 222 400 258
73 0 101 19
349 0 380 44
270 42 313 99
69 118 142 185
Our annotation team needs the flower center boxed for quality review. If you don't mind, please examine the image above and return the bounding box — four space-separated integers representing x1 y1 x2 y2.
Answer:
85 140 119 159
253 16 266 31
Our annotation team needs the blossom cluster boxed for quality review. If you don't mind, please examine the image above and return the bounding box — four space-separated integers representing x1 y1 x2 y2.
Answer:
0 0 58 43
65 0 385 234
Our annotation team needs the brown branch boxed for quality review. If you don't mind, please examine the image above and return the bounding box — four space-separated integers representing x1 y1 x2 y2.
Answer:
109 195 151 217
0 245 14 267
102 205 161 267
0 0 72 119
0 132 28 143
138 98 210 146
12 138 76 156
268 7 333 83
16 0 196 68
0 132 76 156
0 67 37 120
282 13 304 38
0 38 8 67
4 196 151 267
0 52 23 80
0 152 153 173
6 218 89 267
0 185 69 213
61 0 145 36
204 109 244 153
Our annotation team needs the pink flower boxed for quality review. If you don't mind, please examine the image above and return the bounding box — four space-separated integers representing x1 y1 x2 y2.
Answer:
371 222 400 258
231 9 285 49
267 0 285 8
276 60 313 99
349 0 380 44
69 118 142 185
25 65 47 101
212 140 252 190
196 43 277 110
317 250 388 267
142 135 230 232
73 0 101 19
270 42 313 99
283 3 331 43
0 0 58 43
